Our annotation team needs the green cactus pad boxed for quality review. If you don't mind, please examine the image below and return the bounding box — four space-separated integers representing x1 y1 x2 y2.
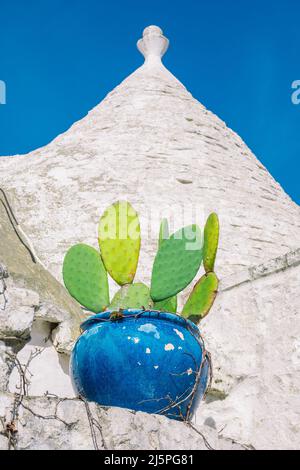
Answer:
182 272 219 324
109 283 153 310
159 218 169 247
98 201 141 286
150 225 203 302
63 244 109 313
203 213 219 273
154 296 177 313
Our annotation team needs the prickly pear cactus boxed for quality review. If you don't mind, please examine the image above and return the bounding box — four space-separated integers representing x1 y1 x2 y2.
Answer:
203 213 219 273
151 219 177 313
150 225 203 302
159 218 169 247
182 272 219 324
153 296 177 314
109 283 153 310
63 201 220 326
98 201 141 286
63 244 109 313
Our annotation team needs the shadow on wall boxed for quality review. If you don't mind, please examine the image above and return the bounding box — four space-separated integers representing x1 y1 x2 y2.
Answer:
9 319 75 398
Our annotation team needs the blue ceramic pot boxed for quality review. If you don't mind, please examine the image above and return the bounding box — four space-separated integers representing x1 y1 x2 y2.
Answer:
71 309 211 421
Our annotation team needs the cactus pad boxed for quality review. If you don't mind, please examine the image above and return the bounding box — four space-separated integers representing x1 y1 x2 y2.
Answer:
159 218 169 247
153 296 177 313
109 283 153 310
63 244 109 313
98 201 141 286
150 225 203 302
203 213 219 273
182 272 219 324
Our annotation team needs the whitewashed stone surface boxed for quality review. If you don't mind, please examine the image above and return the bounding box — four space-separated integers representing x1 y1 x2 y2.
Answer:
0 26 299 291
0 25 299 450
0 392 244 450
197 249 300 450
0 249 299 449
0 286 38 340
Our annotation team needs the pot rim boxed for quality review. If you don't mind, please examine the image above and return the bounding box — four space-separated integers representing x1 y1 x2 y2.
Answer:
81 309 200 337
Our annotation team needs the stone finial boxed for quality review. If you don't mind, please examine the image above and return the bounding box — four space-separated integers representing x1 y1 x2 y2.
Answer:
137 26 169 65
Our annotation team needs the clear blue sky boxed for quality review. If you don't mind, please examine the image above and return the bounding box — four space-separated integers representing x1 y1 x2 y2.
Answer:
0 0 299 203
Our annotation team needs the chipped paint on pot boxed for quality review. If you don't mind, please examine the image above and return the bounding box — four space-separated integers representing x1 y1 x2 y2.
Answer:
70 309 211 421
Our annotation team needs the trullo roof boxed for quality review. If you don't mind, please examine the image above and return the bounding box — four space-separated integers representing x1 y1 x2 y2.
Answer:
0 25 299 285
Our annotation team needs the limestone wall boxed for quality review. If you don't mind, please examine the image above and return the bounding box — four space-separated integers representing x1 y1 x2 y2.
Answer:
1 247 299 449
198 248 300 450
0 392 245 451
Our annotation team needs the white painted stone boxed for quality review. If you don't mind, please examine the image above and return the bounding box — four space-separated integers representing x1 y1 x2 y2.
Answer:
0 26 299 292
286 247 300 267
36 302 78 354
197 256 300 450
137 25 169 67
0 25 299 450
0 342 15 391
8 320 74 398
0 236 299 449
0 280 76 398
0 285 38 340
0 392 244 450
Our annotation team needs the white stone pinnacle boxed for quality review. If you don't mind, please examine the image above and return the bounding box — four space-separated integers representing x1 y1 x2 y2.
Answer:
137 25 169 66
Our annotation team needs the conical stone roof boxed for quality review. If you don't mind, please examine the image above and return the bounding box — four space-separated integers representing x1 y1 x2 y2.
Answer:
1 25 299 287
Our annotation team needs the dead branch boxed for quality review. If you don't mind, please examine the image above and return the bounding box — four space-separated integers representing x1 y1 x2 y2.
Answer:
0 264 8 310
4 348 44 449
79 395 108 451
186 421 215 450
20 400 73 429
